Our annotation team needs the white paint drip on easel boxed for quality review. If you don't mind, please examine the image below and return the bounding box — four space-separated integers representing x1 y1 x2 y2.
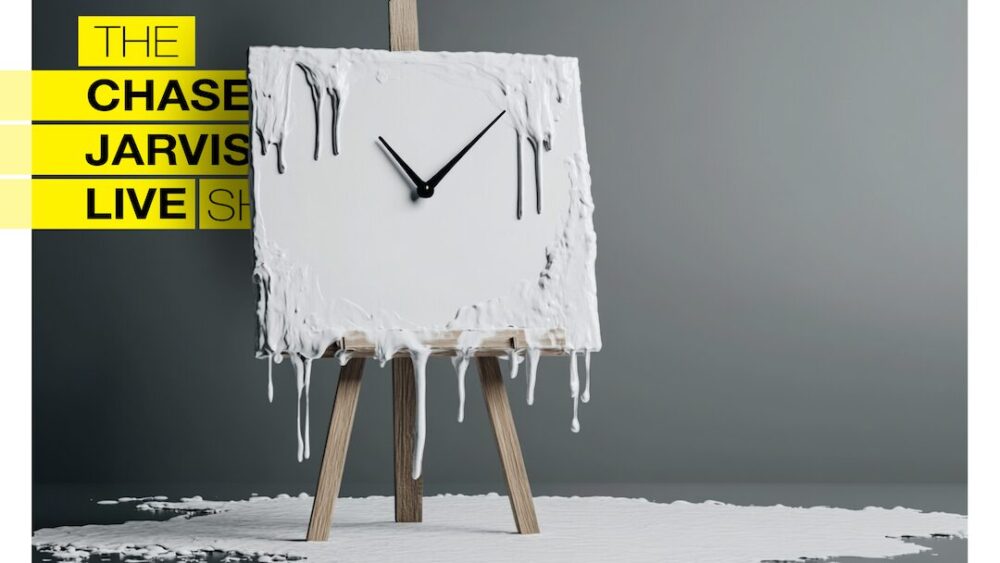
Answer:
249 47 602 477
526 347 541 405
451 330 485 424
33 494 968 563
569 352 580 433
411 349 429 479
281 354 314 461
267 354 274 403
450 354 470 423
288 355 306 461
507 349 523 379
304 357 312 461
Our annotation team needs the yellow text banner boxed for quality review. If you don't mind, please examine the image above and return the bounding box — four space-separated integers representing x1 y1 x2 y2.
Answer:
32 124 249 175
33 70 247 121
33 178 196 229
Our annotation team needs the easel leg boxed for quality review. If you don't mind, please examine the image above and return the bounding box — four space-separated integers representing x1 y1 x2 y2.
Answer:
393 357 424 522
306 358 366 541
477 357 540 534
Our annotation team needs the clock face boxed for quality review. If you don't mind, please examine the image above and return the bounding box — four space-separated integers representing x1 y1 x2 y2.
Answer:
249 48 600 360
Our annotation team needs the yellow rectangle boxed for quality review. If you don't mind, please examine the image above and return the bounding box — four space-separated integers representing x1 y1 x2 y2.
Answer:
0 71 31 121
33 178 195 229
199 178 250 229
33 70 247 121
32 124 248 175
0 179 31 229
78 16 196 67
0 124 30 175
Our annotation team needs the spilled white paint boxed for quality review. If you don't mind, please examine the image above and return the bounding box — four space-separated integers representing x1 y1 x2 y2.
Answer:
249 47 601 478
34 494 967 562
95 495 168 506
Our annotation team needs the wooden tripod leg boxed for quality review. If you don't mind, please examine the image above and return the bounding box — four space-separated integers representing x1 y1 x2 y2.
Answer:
306 358 365 541
477 357 540 534
393 357 423 522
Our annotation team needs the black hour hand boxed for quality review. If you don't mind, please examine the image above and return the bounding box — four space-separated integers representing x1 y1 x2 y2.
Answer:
377 136 431 197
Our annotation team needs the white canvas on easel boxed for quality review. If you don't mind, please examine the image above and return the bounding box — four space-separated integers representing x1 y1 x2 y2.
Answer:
251 49 601 359
248 0 600 540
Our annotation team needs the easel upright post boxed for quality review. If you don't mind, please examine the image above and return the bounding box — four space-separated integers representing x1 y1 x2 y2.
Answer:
387 0 425 524
393 358 423 521
389 0 419 51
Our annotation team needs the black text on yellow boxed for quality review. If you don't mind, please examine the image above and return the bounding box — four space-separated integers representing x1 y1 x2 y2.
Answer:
84 132 248 167
86 185 187 220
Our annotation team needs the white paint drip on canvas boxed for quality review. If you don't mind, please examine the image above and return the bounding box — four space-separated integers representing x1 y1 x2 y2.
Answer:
249 48 601 476
33 494 966 562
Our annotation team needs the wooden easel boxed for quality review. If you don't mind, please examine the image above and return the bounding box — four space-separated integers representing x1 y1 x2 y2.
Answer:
304 0 543 541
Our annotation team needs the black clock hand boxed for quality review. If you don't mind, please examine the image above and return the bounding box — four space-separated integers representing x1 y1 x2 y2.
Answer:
425 110 506 190
378 136 427 192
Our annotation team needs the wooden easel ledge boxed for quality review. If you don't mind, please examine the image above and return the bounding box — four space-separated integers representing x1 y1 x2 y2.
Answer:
321 329 568 358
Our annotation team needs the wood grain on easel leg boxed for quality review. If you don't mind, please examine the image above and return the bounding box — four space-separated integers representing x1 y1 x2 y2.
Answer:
393 357 423 522
306 358 365 541
388 0 419 51
477 357 540 534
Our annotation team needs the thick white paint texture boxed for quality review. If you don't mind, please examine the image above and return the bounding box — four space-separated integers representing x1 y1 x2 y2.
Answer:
249 47 601 477
33 494 967 562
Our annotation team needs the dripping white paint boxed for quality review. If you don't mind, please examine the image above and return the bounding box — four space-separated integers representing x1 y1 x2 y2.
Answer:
248 47 601 478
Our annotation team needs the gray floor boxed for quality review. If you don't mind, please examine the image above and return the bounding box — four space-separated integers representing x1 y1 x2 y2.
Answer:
33 482 966 562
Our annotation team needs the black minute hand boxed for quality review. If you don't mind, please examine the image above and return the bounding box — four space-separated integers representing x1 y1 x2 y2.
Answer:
378 136 427 191
426 110 507 190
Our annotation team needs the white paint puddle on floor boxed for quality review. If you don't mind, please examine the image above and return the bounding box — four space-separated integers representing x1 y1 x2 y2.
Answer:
33 493 966 562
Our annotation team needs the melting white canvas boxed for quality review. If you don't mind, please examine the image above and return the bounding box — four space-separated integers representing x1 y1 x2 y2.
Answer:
249 48 601 475
33 494 967 562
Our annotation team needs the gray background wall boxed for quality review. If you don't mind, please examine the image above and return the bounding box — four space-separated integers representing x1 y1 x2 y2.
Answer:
33 0 966 497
